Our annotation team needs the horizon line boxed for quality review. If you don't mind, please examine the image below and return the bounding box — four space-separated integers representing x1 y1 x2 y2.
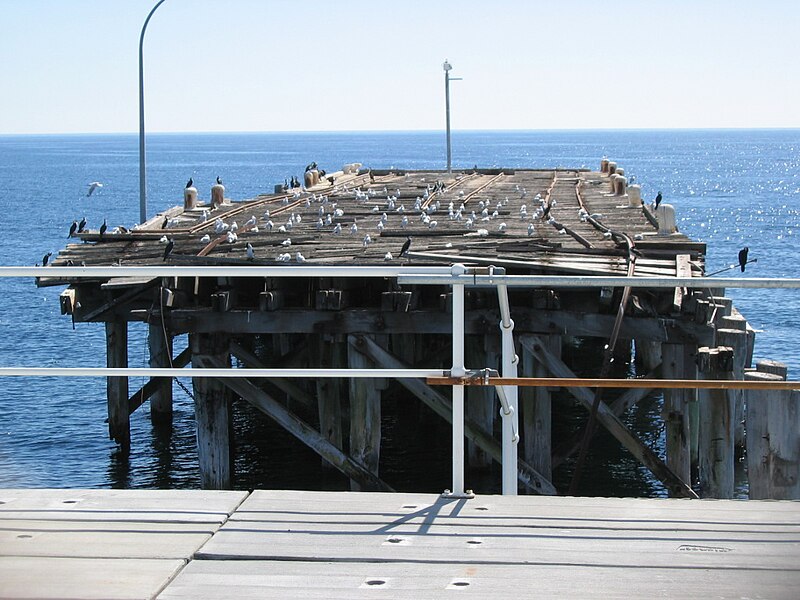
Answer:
2 126 799 137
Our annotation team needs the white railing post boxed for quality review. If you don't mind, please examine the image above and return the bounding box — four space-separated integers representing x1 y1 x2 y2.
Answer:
448 264 468 497
496 274 519 495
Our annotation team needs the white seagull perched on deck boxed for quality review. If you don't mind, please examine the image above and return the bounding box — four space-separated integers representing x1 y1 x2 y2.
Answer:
86 182 103 197
246 243 255 261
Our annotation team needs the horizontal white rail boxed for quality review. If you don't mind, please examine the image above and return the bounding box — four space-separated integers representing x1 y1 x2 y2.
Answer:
0 266 452 279
397 274 800 289
0 367 446 378
2 265 797 290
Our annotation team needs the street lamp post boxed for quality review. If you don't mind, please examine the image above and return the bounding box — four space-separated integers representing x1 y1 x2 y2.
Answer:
139 0 169 225
443 60 462 174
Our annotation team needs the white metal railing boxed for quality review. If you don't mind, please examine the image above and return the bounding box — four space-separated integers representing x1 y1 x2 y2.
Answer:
2 264 799 497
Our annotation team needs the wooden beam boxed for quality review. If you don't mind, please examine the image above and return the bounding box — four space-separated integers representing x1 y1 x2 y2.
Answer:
426 376 800 390
551 368 660 470
81 282 157 322
164 307 711 345
354 334 557 495
518 335 697 498
197 354 393 492
229 342 316 412
128 346 191 415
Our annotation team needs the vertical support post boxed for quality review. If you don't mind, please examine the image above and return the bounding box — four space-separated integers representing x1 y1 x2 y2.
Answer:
697 346 735 498
106 320 130 452
312 334 343 467
746 362 800 499
450 280 466 496
522 335 558 483
348 337 381 491
190 333 232 490
661 344 693 491
147 322 173 424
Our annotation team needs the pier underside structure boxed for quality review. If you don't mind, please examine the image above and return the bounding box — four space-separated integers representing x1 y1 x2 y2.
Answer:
39 163 798 499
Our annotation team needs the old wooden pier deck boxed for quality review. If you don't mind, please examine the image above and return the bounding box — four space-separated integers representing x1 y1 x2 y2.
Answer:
36 161 800 500
1 489 798 599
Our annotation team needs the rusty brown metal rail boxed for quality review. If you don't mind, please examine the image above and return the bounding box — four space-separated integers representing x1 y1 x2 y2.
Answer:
427 376 800 390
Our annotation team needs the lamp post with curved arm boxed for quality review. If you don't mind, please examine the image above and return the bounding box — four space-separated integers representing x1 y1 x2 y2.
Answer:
139 0 169 224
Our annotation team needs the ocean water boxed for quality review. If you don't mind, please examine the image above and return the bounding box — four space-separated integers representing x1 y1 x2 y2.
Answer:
0 129 797 495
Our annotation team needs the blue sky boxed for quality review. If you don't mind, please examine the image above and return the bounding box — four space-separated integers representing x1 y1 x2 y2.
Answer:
1 0 798 134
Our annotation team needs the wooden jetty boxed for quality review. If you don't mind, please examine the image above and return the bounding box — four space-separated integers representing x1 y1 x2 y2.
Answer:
1 489 798 599
38 161 800 499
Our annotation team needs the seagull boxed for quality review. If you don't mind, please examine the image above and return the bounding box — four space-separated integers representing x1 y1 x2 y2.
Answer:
68 221 78 238
226 231 238 244
200 234 211 243
246 242 255 261
244 215 257 229
41 251 53 266
363 234 372 247
498 222 507 232
86 182 103 197
281 238 292 246
295 251 306 263
186 177 194 188
384 251 393 261
350 221 358 234
78 216 87 233
527 223 535 236
399 236 412 257
654 191 663 209
738 247 749 272
163 238 174 261
99 219 107 239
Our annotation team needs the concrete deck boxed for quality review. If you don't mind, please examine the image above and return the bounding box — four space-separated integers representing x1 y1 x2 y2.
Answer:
1 489 798 599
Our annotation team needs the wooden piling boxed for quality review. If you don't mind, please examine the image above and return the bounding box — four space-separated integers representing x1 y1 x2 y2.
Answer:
105 320 129 452
636 339 662 372
661 344 693 491
718 328 748 453
147 323 173 424
347 335 381 490
746 362 800 499
697 346 735 498
466 335 498 469
521 335 559 482
190 333 232 490
311 335 343 467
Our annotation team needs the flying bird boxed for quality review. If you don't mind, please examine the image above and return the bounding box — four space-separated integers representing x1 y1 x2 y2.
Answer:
738 247 749 272
86 182 103 197
163 238 174 261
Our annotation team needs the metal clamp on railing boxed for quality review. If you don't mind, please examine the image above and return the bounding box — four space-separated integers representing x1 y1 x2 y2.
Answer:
464 368 520 444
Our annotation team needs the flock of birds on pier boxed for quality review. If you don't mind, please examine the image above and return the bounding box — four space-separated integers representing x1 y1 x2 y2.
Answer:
38 165 753 274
